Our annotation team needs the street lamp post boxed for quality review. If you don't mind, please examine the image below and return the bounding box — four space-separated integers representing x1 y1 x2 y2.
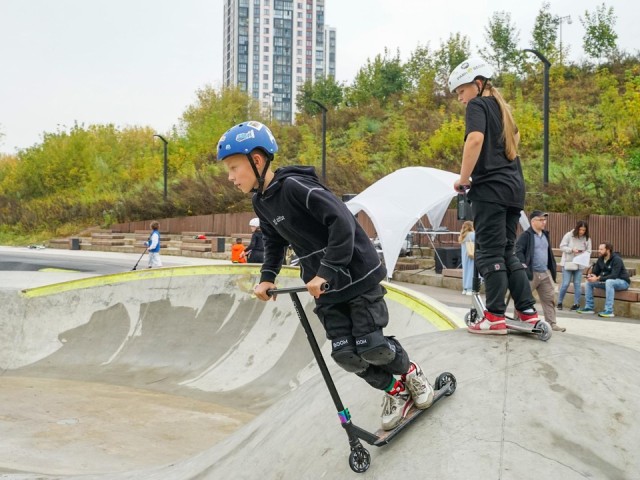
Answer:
153 134 168 201
557 15 572 64
523 49 551 186
310 99 327 184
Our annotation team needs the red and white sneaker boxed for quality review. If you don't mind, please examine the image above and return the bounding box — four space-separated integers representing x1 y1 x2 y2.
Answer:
381 379 413 430
467 311 507 335
402 362 434 409
516 310 539 325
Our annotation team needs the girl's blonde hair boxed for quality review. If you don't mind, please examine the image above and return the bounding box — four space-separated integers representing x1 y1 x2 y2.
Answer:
458 221 474 243
487 82 518 161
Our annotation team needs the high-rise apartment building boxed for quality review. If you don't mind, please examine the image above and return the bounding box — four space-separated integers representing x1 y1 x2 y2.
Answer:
223 0 336 123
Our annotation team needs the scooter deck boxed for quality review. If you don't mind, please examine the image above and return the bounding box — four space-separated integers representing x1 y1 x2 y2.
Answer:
372 382 452 446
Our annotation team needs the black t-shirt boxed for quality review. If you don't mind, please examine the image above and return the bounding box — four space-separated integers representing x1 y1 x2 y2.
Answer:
465 96 525 209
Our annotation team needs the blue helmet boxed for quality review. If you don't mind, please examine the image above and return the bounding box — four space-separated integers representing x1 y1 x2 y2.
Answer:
216 121 278 162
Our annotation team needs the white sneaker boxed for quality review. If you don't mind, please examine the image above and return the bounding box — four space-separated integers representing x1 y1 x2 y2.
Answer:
461 290 467 295
402 362 434 409
381 385 412 431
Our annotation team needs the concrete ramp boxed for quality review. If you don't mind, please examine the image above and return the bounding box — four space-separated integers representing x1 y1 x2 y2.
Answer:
0 265 455 477
2 265 639 478
77 331 640 480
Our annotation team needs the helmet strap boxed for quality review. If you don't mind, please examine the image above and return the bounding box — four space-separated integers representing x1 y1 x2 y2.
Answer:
476 78 489 97
247 153 271 195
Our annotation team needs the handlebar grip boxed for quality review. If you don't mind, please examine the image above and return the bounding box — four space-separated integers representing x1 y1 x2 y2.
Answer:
267 283 330 296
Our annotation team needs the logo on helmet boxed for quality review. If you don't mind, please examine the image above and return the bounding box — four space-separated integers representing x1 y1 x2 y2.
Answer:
236 130 255 142
247 121 264 130
461 62 469 69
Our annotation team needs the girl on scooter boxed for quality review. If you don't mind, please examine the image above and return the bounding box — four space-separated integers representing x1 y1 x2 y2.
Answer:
449 57 539 335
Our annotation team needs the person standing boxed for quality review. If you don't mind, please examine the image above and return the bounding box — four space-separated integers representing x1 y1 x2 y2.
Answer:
449 57 540 335
458 221 475 295
557 221 592 311
516 211 565 332
578 242 630 318
144 221 163 268
242 217 264 263
216 120 435 431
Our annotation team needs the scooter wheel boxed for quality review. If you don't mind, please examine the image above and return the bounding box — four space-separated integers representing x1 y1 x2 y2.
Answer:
435 372 457 396
464 309 478 326
349 447 371 473
536 321 552 342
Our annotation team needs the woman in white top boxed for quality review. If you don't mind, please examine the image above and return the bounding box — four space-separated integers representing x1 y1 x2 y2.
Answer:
557 221 591 310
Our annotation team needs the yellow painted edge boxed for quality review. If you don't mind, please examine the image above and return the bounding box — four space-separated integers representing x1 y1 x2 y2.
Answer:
22 266 458 331
22 264 301 298
383 281 459 331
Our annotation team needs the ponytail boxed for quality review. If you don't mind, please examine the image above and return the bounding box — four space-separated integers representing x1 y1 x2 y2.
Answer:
488 83 518 161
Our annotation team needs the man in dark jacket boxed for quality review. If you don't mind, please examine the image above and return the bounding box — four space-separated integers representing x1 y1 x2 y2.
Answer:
578 242 630 318
516 210 565 332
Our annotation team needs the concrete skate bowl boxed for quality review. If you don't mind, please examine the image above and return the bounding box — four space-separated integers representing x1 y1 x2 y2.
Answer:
0 265 457 478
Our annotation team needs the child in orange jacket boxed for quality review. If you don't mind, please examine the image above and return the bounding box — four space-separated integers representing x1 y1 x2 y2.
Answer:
231 238 247 263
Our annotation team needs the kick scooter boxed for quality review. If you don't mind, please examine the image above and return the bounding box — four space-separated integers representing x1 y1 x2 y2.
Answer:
268 284 456 473
456 186 551 341
463 260 552 341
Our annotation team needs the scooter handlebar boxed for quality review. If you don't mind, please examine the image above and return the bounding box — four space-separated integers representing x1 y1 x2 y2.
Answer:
267 283 330 296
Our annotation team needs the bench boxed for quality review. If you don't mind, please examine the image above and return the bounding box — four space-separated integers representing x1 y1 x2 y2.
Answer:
566 284 640 302
181 244 212 253
48 238 72 249
442 268 463 279
181 231 218 237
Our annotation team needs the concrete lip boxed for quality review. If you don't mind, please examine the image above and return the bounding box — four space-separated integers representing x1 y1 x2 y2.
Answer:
0 265 453 478
1 265 639 478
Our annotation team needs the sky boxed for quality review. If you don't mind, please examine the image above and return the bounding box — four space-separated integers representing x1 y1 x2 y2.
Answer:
0 0 638 154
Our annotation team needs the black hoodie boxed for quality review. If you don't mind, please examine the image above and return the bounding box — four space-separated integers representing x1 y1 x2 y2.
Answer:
252 166 386 304
592 252 630 283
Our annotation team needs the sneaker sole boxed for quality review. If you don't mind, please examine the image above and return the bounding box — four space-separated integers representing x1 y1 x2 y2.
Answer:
414 392 435 409
467 328 507 335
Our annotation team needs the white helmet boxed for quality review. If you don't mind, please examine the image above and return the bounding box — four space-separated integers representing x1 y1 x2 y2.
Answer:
448 57 494 93
249 217 260 228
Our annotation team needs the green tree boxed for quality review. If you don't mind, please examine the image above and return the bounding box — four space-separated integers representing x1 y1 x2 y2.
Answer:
404 44 434 89
480 11 522 74
530 2 560 58
580 3 618 62
434 33 471 90
295 76 344 115
345 49 408 107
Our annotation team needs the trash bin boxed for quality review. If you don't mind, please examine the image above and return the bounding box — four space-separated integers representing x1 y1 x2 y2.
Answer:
70 238 80 250
214 237 226 253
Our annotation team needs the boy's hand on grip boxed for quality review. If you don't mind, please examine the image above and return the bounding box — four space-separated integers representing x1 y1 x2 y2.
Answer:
307 276 328 299
255 281 276 301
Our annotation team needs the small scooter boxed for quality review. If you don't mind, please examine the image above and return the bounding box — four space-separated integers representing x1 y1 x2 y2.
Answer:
464 264 552 342
268 284 456 473
457 186 551 341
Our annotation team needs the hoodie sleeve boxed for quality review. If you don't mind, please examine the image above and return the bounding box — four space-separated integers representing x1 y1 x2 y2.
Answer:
258 215 289 284
288 179 356 285
559 231 572 253
287 178 356 285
